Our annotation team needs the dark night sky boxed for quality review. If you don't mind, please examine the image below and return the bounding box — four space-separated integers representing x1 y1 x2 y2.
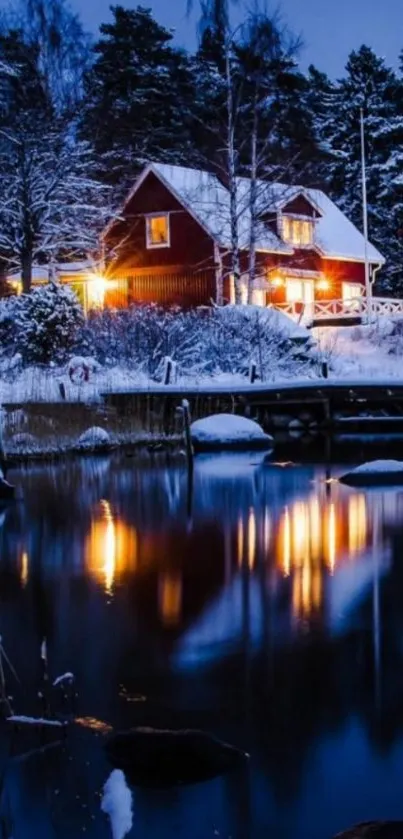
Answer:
6 0 403 77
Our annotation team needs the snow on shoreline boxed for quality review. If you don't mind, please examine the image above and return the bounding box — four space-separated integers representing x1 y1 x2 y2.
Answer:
0 322 402 413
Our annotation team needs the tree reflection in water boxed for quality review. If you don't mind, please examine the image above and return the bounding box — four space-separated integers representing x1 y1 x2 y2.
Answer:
0 452 402 838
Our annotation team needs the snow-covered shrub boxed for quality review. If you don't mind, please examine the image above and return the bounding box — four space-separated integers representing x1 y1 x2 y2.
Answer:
0 284 84 364
78 303 316 381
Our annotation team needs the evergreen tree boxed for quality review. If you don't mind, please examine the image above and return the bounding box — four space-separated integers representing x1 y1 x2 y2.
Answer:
81 6 195 194
189 27 227 168
312 46 403 291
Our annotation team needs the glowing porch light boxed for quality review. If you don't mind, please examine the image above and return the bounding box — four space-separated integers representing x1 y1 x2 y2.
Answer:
271 276 284 287
316 277 330 291
87 274 108 308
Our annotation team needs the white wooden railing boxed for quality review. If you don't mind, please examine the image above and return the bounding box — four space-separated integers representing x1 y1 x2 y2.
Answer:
271 297 403 323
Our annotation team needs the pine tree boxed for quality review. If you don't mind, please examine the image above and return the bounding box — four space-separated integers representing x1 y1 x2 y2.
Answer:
313 46 403 291
81 5 195 194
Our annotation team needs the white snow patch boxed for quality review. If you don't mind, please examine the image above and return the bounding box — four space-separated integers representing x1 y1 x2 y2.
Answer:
7 716 65 727
77 427 111 447
218 304 311 341
101 769 133 839
53 672 74 687
191 414 272 447
9 433 37 449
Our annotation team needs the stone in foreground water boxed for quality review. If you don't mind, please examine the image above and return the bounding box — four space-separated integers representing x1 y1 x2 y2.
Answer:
105 726 248 787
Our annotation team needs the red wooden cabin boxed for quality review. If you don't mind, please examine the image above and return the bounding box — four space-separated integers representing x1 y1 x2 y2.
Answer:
102 162 385 320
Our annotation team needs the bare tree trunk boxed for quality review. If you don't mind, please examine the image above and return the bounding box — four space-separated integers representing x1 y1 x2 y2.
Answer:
214 243 224 305
21 251 32 294
225 46 241 303
247 97 258 305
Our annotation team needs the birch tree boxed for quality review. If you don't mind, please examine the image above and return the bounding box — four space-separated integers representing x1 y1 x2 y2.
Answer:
236 11 303 302
5 0 92 113
0 32 109 292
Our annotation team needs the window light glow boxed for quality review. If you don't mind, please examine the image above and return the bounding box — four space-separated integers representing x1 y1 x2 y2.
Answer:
146 214 170 247
282 216 314 246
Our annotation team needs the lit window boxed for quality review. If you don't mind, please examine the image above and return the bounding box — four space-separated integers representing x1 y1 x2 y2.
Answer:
282 216 314 247
146 214 170 248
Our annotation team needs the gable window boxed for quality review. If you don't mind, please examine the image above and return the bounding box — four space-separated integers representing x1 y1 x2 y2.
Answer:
146 214 170 248
282 216 314 247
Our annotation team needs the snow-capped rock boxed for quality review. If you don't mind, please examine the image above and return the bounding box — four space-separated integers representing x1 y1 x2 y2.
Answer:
191 413 273 451
340 459 403 486
77 427 111 448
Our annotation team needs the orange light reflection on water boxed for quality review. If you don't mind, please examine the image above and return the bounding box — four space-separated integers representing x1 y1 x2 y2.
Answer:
86 500 137 595
275 488 370 618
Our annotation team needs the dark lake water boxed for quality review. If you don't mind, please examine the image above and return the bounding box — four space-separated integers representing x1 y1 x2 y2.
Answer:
2 447 403 838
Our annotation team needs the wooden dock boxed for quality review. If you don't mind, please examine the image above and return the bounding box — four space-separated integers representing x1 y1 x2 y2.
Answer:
102 380 403 436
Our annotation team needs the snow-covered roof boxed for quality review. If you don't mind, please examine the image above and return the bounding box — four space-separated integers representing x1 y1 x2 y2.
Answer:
150 163 292 255
145 163 384 265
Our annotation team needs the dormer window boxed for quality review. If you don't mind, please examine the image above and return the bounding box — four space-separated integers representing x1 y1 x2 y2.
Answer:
146 213 170 248
282 216 314 247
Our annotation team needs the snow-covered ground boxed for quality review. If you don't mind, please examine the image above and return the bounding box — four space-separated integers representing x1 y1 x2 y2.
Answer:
0 319 403 408
314 321 403 380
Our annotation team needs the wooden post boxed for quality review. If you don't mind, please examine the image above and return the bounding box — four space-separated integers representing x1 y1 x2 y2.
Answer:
249 361 257 384
40 638 51 719
163 357 173 386
181 399 194 476
321 361 329 379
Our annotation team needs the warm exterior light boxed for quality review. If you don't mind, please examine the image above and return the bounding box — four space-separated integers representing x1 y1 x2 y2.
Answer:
271 276 284 287
87 274 107 308
316 278 330 291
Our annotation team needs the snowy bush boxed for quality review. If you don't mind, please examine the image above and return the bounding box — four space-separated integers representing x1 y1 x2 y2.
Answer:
78 304 316 381
0 284 84 364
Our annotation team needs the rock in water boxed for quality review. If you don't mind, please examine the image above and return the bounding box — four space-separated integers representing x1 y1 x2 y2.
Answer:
190 413 273 452
77 427 111 448
334 823 403 838
104 727 248 788
340 460 403 487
